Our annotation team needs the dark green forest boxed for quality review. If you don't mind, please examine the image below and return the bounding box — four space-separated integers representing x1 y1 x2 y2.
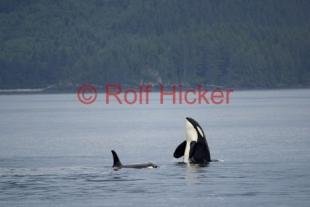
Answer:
0 0 309 89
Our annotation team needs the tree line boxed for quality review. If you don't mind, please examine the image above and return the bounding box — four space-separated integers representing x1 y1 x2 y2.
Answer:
0 0 309 89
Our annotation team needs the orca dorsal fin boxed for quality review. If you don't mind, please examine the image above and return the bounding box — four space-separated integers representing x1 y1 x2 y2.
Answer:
173 141 187 158
111 150 122 167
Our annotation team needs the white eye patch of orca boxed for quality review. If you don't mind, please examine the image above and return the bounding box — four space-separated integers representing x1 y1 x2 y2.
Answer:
196 126 204 137
185 119 198 142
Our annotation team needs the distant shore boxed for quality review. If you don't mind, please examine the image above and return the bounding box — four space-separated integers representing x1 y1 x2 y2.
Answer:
0 84 309 95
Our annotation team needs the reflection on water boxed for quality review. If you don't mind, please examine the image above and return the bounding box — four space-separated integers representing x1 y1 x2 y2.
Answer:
184 163 209 185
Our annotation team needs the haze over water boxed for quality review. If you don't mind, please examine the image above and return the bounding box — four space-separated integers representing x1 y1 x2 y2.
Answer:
0 89 310 206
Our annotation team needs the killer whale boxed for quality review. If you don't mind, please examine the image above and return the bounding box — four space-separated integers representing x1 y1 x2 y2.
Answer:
111 150 158 170
173 117 211 164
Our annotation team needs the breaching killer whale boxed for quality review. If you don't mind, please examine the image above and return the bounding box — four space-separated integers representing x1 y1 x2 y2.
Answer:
174 117 211 164
111 150 158 170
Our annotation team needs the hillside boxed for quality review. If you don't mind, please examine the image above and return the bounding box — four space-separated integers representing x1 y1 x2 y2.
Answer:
0 0 309 89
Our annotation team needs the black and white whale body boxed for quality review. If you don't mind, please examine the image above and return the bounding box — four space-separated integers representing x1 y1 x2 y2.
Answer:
174 117 211 164
111 150 158 170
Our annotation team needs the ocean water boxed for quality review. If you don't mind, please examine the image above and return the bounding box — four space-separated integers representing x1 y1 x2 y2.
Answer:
0 89 310 206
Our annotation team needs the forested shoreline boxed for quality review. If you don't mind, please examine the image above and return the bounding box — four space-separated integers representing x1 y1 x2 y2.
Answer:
0 0 309 90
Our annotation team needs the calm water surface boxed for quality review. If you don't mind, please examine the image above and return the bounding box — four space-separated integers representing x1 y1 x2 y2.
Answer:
0 89 310 206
